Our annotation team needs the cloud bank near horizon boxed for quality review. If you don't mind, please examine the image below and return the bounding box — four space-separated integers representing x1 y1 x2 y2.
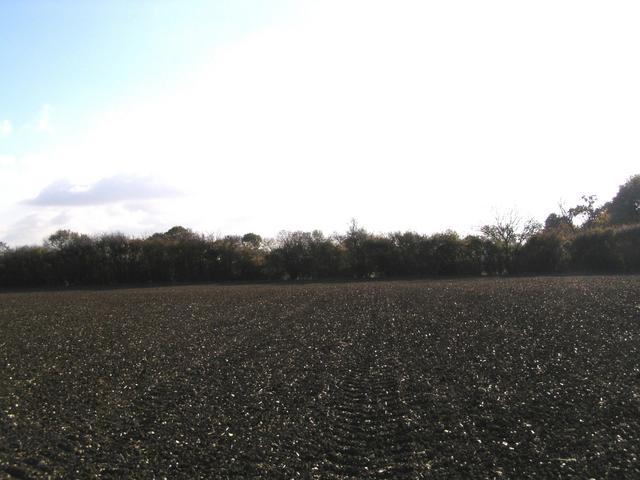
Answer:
25 175 182 207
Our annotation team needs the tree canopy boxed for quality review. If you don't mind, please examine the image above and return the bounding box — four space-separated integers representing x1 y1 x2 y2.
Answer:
1 175 640 288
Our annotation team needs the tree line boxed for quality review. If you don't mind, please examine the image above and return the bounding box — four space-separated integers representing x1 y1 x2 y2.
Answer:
1 175 639 288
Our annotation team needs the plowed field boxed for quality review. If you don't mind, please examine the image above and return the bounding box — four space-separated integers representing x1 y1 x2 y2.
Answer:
2 276 640 478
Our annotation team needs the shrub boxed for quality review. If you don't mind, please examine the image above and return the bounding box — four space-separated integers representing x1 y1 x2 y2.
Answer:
569 228 622 273
517 233 568 273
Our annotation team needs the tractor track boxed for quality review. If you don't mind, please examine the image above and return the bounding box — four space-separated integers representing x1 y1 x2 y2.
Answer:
308 296 420 479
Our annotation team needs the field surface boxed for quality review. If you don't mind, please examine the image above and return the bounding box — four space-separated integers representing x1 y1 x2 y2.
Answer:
1 276 640 478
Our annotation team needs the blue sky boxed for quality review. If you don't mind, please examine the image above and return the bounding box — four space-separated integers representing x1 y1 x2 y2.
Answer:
1 1 640 245
0 0 293 153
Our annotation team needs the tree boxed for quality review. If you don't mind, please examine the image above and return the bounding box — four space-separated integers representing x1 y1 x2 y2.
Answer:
567 195 604 228
164 226 196 241
481 211 541 273
270 231 314 279
361 235 395 277
608 174 640 225
242 233 262 249
46 230 84 250
460 235 491 275
544 212 574 234
389 231 423 275
342 219 371 278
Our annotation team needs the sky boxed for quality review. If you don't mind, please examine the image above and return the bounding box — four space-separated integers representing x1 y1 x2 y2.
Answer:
1 0 639 245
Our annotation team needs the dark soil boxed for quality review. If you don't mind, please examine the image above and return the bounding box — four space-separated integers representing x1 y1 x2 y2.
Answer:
1 276 640 478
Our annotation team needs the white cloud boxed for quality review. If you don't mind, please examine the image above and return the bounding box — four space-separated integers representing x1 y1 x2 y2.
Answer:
25 175 182 206
35 104 53 133
0 119 12 137
0 155 16 167
2 0 640 244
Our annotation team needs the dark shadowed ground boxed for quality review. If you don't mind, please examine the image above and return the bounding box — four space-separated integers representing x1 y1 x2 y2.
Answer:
1 276 640 478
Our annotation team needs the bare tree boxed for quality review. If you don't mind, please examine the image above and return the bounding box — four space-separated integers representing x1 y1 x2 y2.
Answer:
481 210 541 273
